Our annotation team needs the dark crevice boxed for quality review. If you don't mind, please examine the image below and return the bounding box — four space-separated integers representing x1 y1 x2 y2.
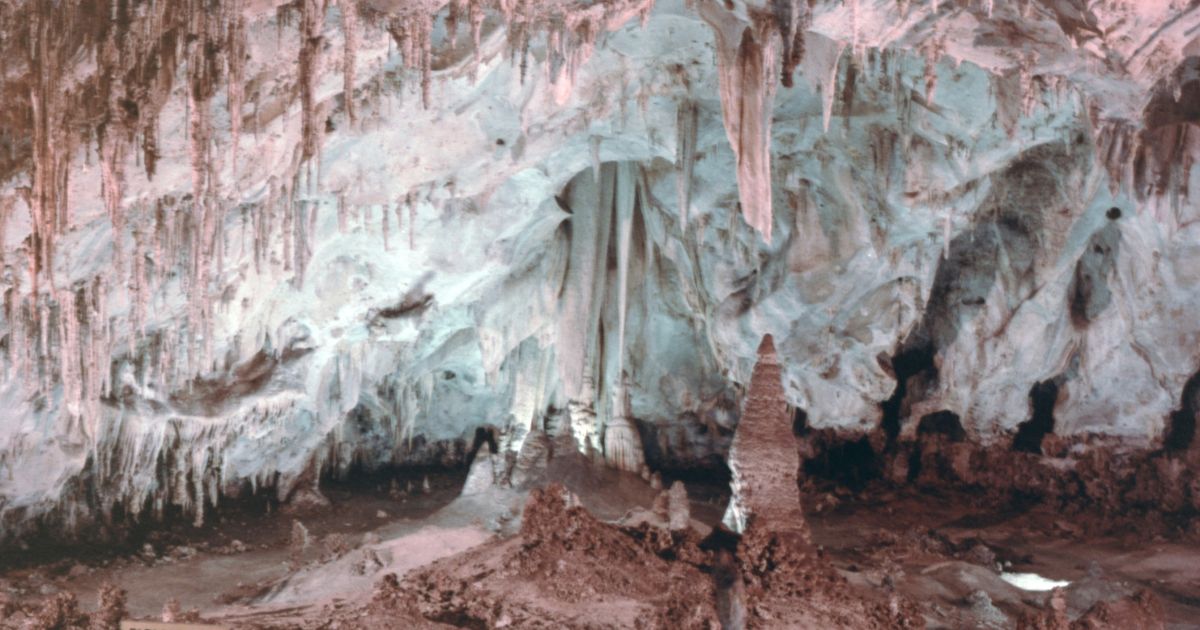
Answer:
880 344 937 444
792 407 809 437
802 437 880 490
1012 380 1059 454
1164 371 1200 452
468 425 499 461
917 411 966 442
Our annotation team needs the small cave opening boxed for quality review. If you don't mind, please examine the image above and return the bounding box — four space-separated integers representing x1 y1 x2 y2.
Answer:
802 437 880 490
1012 380 1059 454
880 344 937 444
917 411 966 442
1164 371 1200 452
792 407 809 437
468 425 499 461
635 416 733 492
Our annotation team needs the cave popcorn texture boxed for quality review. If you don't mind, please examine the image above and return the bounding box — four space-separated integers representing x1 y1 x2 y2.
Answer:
0 0 1197 542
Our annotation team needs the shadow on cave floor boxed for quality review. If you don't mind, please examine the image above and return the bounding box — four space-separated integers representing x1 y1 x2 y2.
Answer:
0 466 470 619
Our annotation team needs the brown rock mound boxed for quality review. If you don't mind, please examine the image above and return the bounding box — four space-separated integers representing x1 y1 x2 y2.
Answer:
394 483 720 629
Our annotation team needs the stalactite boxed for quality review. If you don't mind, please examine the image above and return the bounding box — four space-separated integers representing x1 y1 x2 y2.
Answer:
557 164 613 400
849 0 859 53
943 208 952 260
590 136 603 184
381 200 391 250
337 191 348 233
675 100 698 230
708 18 779 242
58 288 82 423
613 162 637 383
341 0 359 127
773 0 810 87
1018 52 1039 117
283 182 295 273
393 194 406 238
26 3 75 298
408 190 418 250
923 37 945 106
226 0 247 178
299 0 326 163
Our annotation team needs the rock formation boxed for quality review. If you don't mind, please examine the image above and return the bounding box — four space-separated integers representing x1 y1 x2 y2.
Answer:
723 334 807 542
0 0 1198 555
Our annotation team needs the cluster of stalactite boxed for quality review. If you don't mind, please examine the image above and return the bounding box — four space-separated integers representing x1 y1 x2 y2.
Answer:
371 0 655 108
0 1 1193 517
0 0 663 423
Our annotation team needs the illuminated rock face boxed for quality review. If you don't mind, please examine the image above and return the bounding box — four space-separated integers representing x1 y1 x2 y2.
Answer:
0 1 1198 540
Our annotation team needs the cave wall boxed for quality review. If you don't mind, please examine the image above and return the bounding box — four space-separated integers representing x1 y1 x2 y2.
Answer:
0 0 1198 540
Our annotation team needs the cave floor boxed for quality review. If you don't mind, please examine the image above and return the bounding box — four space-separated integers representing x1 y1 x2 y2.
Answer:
2 472 1199 628
806 485 1200 628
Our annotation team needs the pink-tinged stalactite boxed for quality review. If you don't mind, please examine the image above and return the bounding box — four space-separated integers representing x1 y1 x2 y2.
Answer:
341 0 360 127
381 200 391 250
26 4 75 300
923 36 945 106
705 12 779 243
98 30 128 276
408 191 418 250
99 136 126 274
299 0 327 163
226 0 248 179
468 0 486 68
772 0 811 87
283 182 295 274
130 223 147 350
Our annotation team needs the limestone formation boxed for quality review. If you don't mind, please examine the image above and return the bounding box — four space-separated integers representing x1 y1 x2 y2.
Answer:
604 383 647 474
723 334 807 545
666 480 690 532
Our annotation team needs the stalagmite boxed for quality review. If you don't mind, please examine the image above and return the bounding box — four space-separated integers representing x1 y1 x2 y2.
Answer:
604 380 646 473
667 480 690 531
723 335 807 541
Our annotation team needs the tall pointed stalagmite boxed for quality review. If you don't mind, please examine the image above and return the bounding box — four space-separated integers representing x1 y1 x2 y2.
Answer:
723 334 808 544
